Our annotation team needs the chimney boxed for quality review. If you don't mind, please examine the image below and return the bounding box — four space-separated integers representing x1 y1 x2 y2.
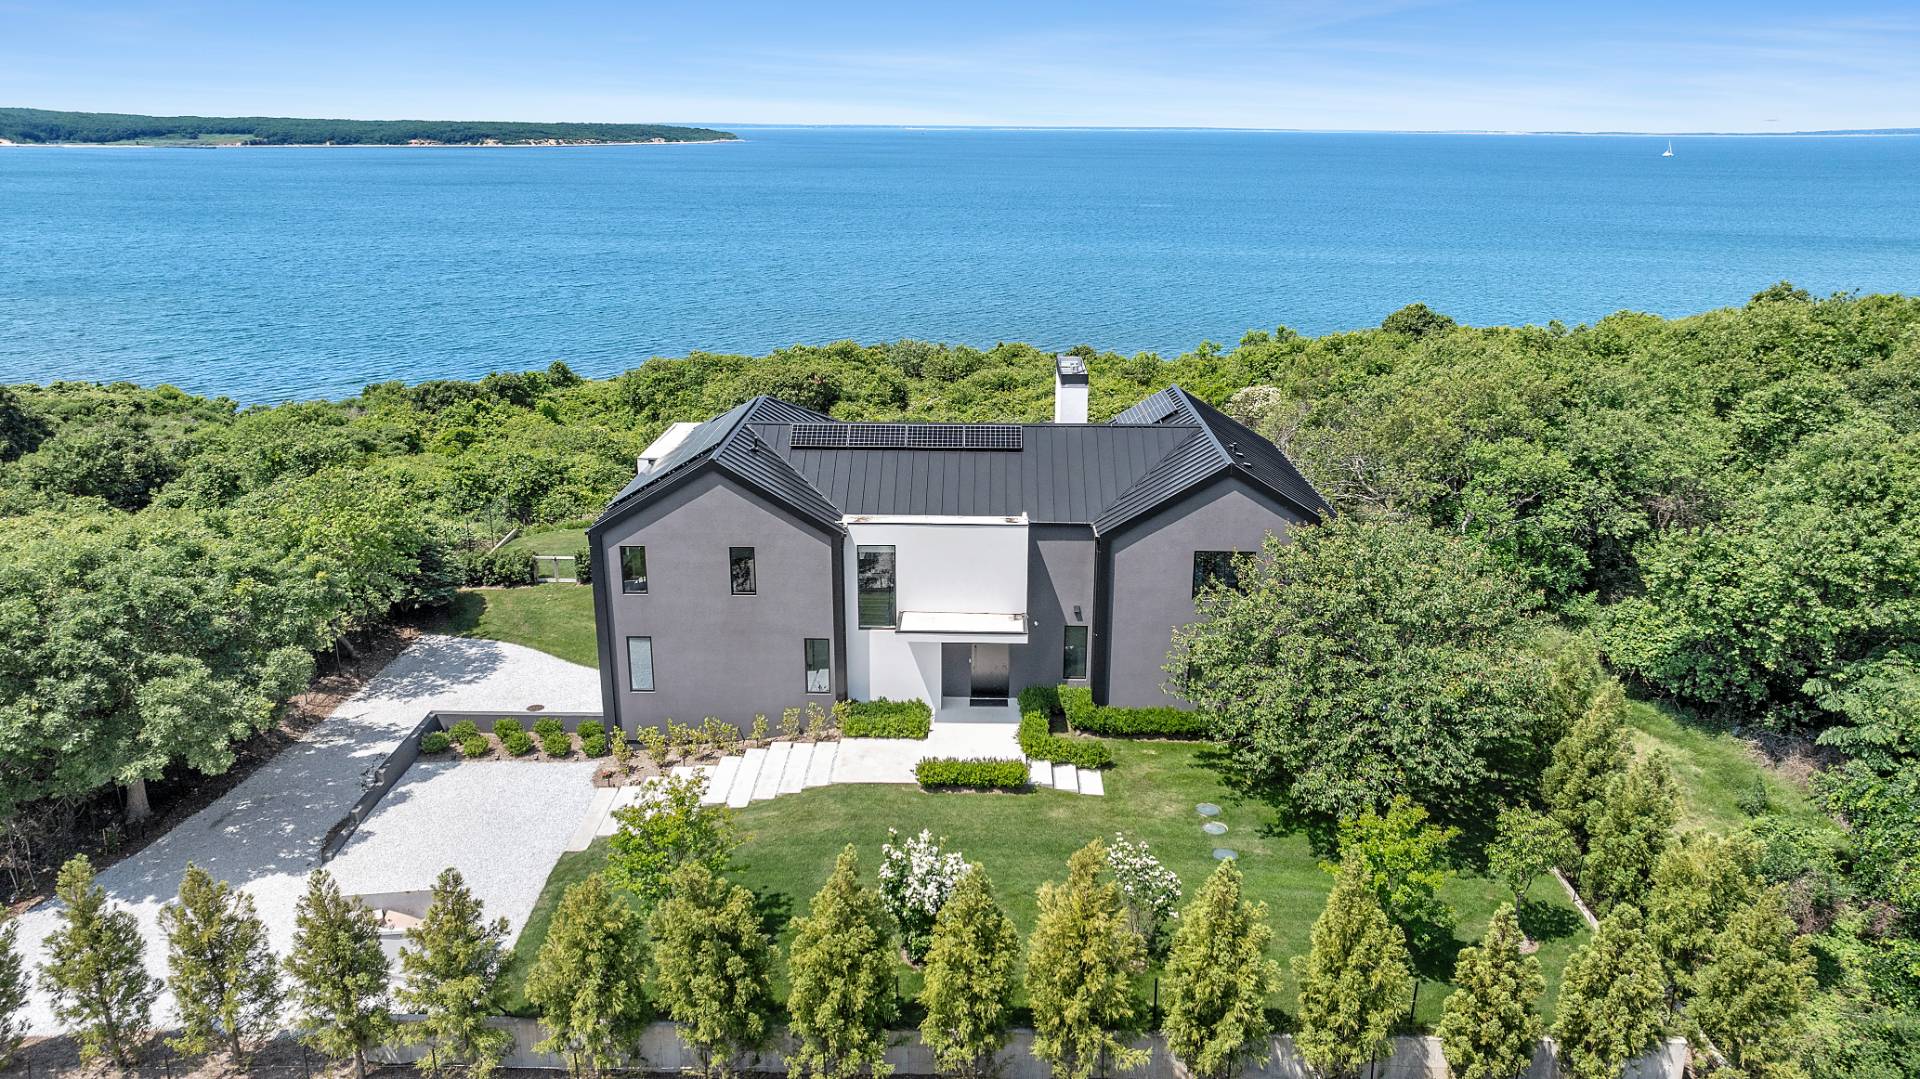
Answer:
1053 355 1089 424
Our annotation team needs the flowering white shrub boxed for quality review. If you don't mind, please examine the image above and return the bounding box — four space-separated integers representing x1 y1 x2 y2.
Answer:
1106 832 1182 956
878 828 969 960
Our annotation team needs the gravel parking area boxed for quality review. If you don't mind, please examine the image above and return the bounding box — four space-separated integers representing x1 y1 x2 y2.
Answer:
9 634 599 1035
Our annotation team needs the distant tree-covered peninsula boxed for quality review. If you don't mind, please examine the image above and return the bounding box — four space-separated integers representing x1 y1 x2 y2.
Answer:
0 107 736 146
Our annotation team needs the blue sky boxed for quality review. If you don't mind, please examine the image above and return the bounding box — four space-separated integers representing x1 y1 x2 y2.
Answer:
4 1 1916 131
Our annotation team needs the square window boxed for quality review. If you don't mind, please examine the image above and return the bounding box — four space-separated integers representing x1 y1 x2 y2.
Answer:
620 546 648 594
1063 625 1089 680
1192 550 1240 597
804 638 831 693
729 547 757 595
856 545 896 629
626 636 654 692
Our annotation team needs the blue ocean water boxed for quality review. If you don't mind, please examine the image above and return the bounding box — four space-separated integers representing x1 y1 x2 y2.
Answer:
2 127 1916 403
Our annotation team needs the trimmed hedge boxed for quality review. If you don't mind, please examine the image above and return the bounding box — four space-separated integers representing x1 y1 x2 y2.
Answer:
420 730 452 754
916 757 1030 791
1059 685 1097 729
1018 684 1060 716
502 730 536 757
1018 709 1113 770
460 735 491 759
540 731 572 757
447 719 480 742
840 698 933 739
1057 684 1209 738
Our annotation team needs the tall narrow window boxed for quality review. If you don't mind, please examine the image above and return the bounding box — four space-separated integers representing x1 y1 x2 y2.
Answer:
804 638 831 693
626 636 655 692
856 545 896 628
729 547 757 595
620 546 648 594
1192 551 1239 597
1062 625 1089 680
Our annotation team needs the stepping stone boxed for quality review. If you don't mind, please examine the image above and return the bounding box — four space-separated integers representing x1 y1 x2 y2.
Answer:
1202 821 1228 835
1196 802 1222 817
1212 848 1238 860
702 756 742 805
779 742 813 794
670 765 696 779
566 786 617 852
728 748 766 808
803 742 837 787
1052 763 1079 791
1077 768 1104 796
597 785 644 837
1028 759 1054 788
750 742 791 802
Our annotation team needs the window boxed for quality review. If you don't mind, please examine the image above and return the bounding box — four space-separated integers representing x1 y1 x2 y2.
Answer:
620 546 648 594
804 638 831 693
1062 625 1089 680
1192 551 1240 597
626 636 655 692
856 545 896 628
729 547 757 595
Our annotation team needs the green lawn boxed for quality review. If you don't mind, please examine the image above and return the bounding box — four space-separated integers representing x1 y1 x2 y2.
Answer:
509 525 589 557
425 585 599 668
1623 699 1826 835
501 740 1587 1028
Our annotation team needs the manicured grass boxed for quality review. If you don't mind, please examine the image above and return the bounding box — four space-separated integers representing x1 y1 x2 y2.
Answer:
1623 699 1824 835
502 740 1586 1027
509 525 588 557
426 585 599 668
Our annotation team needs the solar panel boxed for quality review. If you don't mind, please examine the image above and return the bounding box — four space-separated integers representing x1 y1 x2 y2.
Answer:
787 423 1023 451
963 426 1023 449
907 426 966 448
789 423 849 448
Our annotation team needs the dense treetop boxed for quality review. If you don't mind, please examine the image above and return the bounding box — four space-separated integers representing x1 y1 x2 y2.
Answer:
0 107 735 145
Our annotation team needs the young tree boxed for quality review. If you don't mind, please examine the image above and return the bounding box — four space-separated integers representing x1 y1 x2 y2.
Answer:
397 867 513 1077
919 866 1022 1079
1160 859 1280 1079
0 917 31 1068
786 845 899 1079
1435 905 1543 1079
647 863 777 1079
1486 807 1577 915
525 873 651 1078
159 863 282 1063
1643 832 1759 1007
284 869 395 1079
1292 858 1413 1079
1333 795 1458 958
1692 888 1816 1079
36 854 159 1067
1540 682 1630 848
607 772 741 905
1551 906 1665 1079
1025 839 1149 1079
1580 754 1680 910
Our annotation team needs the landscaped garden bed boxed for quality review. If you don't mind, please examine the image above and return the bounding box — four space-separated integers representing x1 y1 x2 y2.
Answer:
839 697 934 738
424 715 614 762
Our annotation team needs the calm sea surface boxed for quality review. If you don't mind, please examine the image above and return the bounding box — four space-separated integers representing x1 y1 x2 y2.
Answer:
2 127 1917 402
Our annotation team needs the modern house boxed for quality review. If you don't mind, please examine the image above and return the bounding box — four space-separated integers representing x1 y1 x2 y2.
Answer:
587 359 1329 734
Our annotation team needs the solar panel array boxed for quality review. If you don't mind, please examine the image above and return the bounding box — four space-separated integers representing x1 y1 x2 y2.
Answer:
789 423 1024 451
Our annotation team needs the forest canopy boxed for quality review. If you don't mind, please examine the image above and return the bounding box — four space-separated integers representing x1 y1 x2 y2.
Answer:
0 107 735 145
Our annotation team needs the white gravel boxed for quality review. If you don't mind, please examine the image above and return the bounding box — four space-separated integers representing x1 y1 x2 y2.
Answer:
9 634 600 1035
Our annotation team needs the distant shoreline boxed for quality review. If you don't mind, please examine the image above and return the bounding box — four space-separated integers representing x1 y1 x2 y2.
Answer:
0 137 741 149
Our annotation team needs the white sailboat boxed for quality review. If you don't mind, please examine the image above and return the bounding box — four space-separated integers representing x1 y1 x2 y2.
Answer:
1662 140 1674 157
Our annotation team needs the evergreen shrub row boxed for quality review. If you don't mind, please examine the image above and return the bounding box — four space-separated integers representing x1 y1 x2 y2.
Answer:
1057 685 1209 737
914 757 1030 790
840 698 933 739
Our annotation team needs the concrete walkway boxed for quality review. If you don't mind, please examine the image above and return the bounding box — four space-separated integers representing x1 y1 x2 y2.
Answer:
9 635 600 1036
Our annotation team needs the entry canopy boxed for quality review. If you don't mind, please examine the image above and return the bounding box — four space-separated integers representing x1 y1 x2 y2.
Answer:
895 610 1029 643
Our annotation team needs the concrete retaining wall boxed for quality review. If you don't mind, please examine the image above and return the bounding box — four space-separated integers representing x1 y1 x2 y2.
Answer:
374 1020 1687 1078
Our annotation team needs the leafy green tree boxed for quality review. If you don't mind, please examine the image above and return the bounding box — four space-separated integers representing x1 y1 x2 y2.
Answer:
1380 302 1457 338
19 420 178 509
159 863 281 1062
647 863 776 1079
1025 839 1149 1079
284 869 395 1079
1160 859 1280 1079
1580 754 1680 910
1292 858 1413 1079
607 772 741 905
1551 906 1665 1079
0 917 25 1068
1540 681 1631 849
919 866 1022 1079
785 846 899 1079
1692 888 1817 1079
1436 904 1542 1079
1487 807 1577 914
1333 795 1458 958
397 868 513 1077
1171 518 1548 818
36 854 158 1067
1643 833 1759 1007
525 874 651 1078
0 385 48 463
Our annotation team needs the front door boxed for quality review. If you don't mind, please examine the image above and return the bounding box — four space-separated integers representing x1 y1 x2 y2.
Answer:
969 643 1010 701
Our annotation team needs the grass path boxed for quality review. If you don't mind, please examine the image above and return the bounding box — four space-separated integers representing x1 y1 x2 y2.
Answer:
423 585 599 668
1623 699 1828 835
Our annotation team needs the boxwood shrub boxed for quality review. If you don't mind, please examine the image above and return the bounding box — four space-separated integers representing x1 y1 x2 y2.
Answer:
916 757 1029 791
1058 685 1097 729
532 717 565 739
493 718 524 738
459 735 491 759
540 731 572 757
447 719 480 741
502 730 536 757
840 698 933 739
1017 709 1113 769
579 725 609 757
1017 684 1060 717
420 730 452 754
1069 704 1210 738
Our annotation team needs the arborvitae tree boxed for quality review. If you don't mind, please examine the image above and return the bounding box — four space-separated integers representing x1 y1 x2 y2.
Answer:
36 854 158 1066
785 845 899 1079
1435 904 1543 1079
1291 858 1413 1079
919 865 1021 1079
525 873 651 1078
1643 832 1759 1008
397 867 513 1077
1580 754 1680 910
647 863 777 1079
1486 806 1577 913
1541 682 1630 849
284 869 395 1079
0 917 30 1068
1551 906 1665 1079
159 863 282 1063
1692 888 1816 1079
1025 839 1149 1079
1160 859 1280 1079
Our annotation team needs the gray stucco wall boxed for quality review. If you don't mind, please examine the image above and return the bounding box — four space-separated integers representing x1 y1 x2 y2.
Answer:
1011 524 1096 697
595 469 839 732
1103 476 1309 708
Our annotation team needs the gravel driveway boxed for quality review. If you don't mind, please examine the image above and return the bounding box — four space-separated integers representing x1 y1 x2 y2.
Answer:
9 634 600 1035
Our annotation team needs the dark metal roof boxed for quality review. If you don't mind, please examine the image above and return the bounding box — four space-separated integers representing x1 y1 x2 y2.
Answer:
1098 386 1330 529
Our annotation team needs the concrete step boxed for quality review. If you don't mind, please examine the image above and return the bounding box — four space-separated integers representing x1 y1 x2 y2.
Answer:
566 786 618 852
804 742 837 787
1052 763 1079 792
1028 759 1054 789
779 742 813 794
751 742 792 802
703 756 743 805
1077 768 1105 796
728 748 766 808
